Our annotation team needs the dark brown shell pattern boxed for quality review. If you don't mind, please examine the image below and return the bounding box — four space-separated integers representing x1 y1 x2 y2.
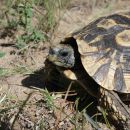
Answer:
73 12 130 93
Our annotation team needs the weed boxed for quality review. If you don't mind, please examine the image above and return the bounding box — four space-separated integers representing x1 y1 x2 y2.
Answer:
2 1 46 52
39 0 71 32
15 1 45 50
101 109 111 129
0 52 6 58
40 89 54 110
0 68 9 77
0 52 7 76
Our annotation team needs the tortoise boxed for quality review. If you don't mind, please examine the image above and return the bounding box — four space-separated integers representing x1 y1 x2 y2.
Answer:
47 11 130 129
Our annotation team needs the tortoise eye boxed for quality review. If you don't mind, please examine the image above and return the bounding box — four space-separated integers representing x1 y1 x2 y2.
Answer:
60 51 69 57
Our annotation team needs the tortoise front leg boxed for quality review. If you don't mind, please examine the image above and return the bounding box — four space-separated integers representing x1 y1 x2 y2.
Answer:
99 88 130 130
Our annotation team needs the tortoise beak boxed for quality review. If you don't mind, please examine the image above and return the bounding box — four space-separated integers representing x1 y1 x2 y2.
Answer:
48 54 57 62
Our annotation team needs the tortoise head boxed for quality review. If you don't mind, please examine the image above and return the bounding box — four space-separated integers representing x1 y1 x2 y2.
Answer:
48 44 75 68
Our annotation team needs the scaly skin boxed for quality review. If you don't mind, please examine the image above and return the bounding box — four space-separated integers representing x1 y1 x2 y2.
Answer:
99 88 130 130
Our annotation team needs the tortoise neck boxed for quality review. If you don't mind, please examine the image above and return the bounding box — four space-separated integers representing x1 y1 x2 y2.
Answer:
72 65 100 98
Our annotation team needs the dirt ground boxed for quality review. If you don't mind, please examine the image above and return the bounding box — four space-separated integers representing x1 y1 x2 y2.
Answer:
1 0 130 130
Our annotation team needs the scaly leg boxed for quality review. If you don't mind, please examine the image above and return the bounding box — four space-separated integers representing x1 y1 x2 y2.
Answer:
99 88 130 130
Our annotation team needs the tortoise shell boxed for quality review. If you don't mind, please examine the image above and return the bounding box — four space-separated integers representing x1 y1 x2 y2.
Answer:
66 11 130 93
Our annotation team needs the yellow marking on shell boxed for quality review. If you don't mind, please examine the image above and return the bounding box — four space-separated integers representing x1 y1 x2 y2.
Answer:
97 51 117 90
99 50 130 93
120 53 124 63
97 18 117 29
76 39 98 55
100 59 130 93
116 30 130 47
123 74 130 92
88 35 103 44
108 61 118 90
80 56 98 76
87 55 106 74
81 54 110 79
110 50 117 60
63 70 77 80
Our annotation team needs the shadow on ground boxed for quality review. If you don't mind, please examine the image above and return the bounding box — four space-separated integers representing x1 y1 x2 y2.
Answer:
21 60 98 114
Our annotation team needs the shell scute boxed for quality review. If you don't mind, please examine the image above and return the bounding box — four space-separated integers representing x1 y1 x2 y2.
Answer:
74 12 130 93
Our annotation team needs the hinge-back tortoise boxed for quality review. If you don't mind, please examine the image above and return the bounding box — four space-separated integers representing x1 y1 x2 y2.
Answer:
48 11 130 129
